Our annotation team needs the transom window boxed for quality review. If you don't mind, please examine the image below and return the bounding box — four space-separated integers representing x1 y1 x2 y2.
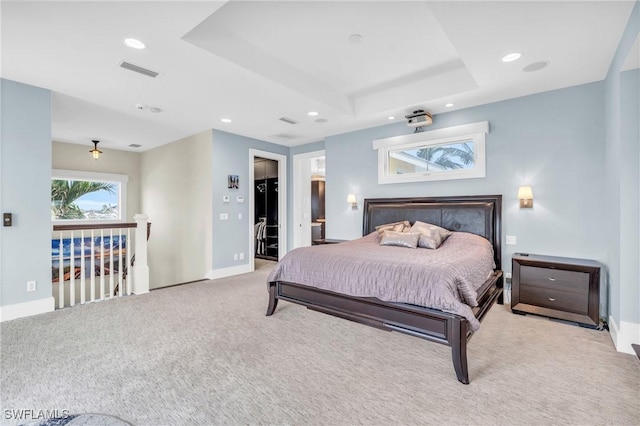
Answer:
373 121 488 184
51 170 128 223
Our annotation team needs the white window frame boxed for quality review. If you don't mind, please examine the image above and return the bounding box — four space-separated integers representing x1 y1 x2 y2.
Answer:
51 169 128 224
373 121 489 184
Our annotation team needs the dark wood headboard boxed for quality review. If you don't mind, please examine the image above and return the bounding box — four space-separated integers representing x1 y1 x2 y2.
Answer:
363 195 502 270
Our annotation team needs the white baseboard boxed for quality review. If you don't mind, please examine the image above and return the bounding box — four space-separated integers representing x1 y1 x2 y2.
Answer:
608 315 640 355
0 297 55 322
205 264 253 280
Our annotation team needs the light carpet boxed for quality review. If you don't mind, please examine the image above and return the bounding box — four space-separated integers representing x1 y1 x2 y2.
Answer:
1 260 638 425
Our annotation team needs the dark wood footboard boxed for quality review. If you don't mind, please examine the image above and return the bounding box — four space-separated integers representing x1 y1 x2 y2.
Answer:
266 270 503 384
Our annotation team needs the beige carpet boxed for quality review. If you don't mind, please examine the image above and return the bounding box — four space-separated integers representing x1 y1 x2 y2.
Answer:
1 260 638 425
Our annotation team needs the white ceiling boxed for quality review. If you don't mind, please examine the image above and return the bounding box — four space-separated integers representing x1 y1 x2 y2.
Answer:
1 1 636 152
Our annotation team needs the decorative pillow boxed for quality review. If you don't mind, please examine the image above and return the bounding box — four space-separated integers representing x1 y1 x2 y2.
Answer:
379 231 420 248
375 220 411 235
409 221 452 249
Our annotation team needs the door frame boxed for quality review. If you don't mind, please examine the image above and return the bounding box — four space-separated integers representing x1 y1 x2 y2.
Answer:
249 149 287 272
292 150 325 249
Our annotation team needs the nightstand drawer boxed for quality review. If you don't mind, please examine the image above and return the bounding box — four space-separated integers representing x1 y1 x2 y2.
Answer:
520 284 589 314
520 266 589 294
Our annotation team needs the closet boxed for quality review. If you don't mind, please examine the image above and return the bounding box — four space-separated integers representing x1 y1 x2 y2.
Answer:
254 158 278 260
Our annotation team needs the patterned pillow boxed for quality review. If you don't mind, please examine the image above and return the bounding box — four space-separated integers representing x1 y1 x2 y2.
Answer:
375 220 411 235
409 221 452 249
379 231 420 248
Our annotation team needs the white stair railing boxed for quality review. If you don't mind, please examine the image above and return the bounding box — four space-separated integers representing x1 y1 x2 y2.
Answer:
52 217 150 309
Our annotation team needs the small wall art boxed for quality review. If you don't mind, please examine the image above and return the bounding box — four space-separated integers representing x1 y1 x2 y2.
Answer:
228 175 239 189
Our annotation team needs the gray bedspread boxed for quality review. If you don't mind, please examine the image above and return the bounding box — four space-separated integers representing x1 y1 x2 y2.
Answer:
267 231 496 331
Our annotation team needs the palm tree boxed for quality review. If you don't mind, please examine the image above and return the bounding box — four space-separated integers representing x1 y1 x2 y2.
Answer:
51 180 116 219
417 143 474 170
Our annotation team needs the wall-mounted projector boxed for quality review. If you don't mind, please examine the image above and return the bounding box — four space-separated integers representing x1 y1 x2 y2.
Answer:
405 110 432 127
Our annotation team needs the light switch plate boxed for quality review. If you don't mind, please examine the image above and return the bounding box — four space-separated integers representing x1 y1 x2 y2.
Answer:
506 235 517 245
220 213 229 220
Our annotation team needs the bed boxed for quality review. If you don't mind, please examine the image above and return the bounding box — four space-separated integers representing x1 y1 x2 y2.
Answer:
266 195 503 384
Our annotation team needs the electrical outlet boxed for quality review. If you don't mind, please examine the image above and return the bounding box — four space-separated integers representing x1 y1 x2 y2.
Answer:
27 280 37 292
220 213 229 221
506 235 517 245
239 252 245 260
233 253 238 261
238 213 243 220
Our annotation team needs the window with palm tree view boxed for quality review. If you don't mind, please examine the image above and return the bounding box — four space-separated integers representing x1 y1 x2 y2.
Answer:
375 121 487 184
51 170 127 222
389 140 475 175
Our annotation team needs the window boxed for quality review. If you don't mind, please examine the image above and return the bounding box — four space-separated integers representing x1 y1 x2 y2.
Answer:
51 169 128 223
373 121 488 184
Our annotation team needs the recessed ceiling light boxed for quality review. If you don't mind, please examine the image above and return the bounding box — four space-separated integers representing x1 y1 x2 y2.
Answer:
348 33 364 43
124 38 146 50
221 118 232 123
445 103 454 108
387 116 395 120
502 53 522 62
307 111 319 117
523 61 550 72
149 107 162 113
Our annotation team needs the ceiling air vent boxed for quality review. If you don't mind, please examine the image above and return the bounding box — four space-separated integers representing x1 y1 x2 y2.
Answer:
119 61 160 78
279 117 298 125
129 144 142 148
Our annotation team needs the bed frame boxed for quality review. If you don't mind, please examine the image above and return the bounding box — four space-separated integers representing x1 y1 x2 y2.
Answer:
266 195 503 384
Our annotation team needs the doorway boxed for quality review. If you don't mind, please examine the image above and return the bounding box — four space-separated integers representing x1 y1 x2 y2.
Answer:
254 157 279 261
248 149 287 272
292 150 325 249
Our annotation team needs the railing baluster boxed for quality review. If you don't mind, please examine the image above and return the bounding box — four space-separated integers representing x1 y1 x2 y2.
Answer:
80 230 86 304
70 231 75 307
90 229 96 302
126 227 132 295
117 228 123 297
100 229 105 300
58 232 64 309
109 229 114 298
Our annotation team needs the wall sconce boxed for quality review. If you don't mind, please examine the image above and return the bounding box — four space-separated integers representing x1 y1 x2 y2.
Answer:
89 140 103 161
347 193 357 209
518 186 533 208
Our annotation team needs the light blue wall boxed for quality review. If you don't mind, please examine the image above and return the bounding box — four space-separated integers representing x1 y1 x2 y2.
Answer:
0 79 52 307
620 68 639 325
289 140 324 156
604 1 639 328
324 82 606 292
211 130 288 269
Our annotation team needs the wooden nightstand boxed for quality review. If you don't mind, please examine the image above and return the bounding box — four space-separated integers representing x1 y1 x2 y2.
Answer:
312 239 346 245
511 253 601 328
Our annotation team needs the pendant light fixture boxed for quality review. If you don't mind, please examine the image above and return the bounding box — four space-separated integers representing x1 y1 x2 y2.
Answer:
89 140 103 161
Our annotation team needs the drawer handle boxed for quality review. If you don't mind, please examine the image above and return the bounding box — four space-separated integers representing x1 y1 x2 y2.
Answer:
548 297 556 302
548 277 556 281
